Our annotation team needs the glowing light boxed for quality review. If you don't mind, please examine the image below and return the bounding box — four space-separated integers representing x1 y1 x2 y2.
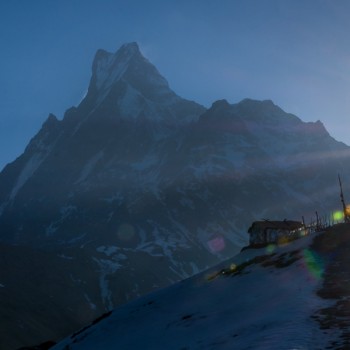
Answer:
207 236 226 253
206 271 217 281
266 244 276 254
230 263 237 271
302 249 324 280
117 223 135 241
299 229 307 237
333 211 344 221
277 236 290 246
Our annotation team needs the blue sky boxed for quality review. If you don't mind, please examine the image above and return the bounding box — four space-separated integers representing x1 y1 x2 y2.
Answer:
1 0 350 170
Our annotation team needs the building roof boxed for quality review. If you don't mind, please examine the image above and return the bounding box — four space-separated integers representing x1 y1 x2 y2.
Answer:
248 220 303 234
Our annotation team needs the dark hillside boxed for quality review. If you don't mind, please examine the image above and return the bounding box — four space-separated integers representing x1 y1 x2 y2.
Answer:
312 223 350 349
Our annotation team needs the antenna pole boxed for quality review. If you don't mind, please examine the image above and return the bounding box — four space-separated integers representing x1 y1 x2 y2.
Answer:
338 174 349 223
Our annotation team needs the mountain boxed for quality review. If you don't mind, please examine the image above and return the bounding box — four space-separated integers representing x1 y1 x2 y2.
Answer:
52 225 350 349
1 42 350 349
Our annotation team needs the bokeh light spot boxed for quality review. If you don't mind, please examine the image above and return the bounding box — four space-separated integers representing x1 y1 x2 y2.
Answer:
207 236 226 253
302 249 324 280
277 236 290 246
333 211 344 222
266 244 276 254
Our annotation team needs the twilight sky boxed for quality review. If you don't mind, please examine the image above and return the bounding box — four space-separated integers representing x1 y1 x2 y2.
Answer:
1 0 350 170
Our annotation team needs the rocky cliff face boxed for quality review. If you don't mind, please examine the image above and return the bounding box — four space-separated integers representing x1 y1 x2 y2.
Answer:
1 42 350 349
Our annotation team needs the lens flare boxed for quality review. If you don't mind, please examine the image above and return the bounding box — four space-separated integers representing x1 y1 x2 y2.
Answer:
302 249 324 280
266 244 276 254
333 211 344 222
207 236 226 253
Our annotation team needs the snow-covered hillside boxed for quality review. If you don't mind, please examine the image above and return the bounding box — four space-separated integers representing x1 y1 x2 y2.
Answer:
52 225 350 350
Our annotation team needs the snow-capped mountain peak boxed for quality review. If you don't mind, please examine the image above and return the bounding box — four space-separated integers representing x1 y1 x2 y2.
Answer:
81 41 177 111
91 42 142 91
118 41 141 55
71 42 205 124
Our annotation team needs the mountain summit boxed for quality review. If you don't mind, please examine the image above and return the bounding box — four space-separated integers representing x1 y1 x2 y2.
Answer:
88 42 169 99
79 42 204 122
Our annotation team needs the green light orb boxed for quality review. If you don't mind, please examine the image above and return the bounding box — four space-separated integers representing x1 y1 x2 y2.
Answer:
266 244 276 254
333 211 344 221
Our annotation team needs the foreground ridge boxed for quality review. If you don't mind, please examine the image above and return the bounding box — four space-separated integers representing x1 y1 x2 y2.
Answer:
53 225 350 349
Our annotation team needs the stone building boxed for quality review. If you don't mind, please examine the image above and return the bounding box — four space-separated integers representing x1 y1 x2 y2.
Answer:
248 220 305 246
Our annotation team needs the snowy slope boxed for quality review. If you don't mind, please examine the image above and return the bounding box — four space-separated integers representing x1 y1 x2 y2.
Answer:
52 231 339 350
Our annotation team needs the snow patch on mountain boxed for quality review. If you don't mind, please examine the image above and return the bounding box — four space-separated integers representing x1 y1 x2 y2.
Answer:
10 154 45 200
76 151 104 184
94 48 131 93
131 153 159 171
96 246 119 257
57 254 74 260
46 205 77 236
118 83 144 118
84 293 97 311
93 257 123 310
191 161 227 178
46 223 58 236
102 192 124 204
